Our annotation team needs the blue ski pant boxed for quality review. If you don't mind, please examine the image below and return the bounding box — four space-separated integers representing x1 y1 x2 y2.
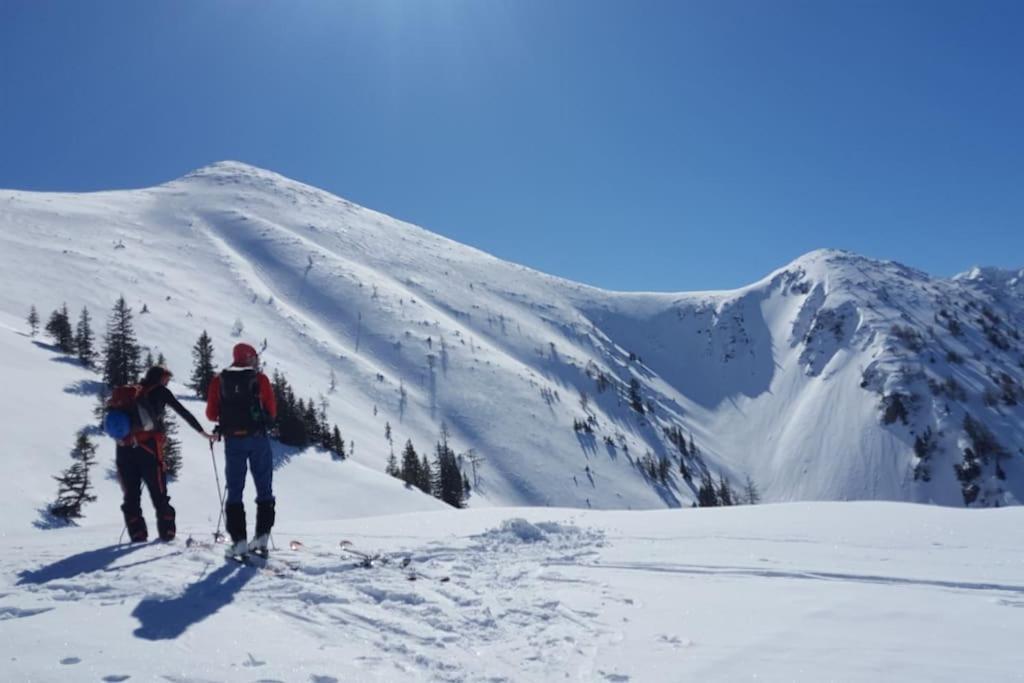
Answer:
223 435 275 505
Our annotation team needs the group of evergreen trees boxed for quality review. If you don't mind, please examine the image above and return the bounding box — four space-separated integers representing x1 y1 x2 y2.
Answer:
695 472 759 507
39 303 98 367
39 297 146 521
385 431 470 508
269 370 346 459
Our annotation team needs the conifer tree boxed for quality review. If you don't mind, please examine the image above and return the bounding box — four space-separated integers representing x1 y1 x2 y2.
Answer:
46 304 74 353
317 399 332 450
400 440 420 488
716 475 734 506
27 305 40 337
143 350 155 369
628 378 645 414
50 431 98 520
189 330 216 399
102 296 141 388
697 471 719 507
272 371 307 447
435 439 466 508
418 454 433 495
74 306 96 367
302 399 322 445
385 451 400 478
743 475 760 505
330 425 346 460
163 414 182 478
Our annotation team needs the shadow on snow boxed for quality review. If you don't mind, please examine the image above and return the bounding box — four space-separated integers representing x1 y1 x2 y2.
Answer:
16 543 150 585
131 562 255 640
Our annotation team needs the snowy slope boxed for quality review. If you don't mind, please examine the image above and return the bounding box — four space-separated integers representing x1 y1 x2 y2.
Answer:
0 311 446 533
1 161 1021 509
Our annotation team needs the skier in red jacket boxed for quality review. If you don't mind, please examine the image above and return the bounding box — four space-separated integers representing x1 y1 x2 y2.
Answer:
206 342 278 559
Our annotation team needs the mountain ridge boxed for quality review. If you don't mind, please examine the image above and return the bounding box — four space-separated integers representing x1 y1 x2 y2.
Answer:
1 162 1021 509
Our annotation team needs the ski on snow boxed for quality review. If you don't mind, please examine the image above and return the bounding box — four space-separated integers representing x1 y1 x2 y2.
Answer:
290 539 451 583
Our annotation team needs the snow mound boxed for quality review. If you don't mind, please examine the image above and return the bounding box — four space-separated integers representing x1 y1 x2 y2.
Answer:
473 518 604 548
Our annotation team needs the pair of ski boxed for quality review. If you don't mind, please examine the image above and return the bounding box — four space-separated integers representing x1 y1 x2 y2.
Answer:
297 539 451 583
186 535 450 583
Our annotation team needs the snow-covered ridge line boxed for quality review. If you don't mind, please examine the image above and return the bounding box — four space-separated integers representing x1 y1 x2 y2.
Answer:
1 161 1021 510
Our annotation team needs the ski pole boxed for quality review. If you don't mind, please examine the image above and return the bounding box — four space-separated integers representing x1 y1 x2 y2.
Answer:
209 440 226 543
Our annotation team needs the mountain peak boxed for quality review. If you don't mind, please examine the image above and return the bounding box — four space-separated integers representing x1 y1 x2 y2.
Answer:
178 160 283 183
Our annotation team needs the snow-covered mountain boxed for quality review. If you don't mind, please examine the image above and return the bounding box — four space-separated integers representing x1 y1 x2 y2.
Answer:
1 161 1021 509
2 163 1023 682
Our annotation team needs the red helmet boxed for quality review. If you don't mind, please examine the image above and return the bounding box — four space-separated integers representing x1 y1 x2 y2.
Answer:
232 343 259 367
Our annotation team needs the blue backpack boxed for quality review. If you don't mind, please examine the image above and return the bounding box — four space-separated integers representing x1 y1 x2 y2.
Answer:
102 384 156 442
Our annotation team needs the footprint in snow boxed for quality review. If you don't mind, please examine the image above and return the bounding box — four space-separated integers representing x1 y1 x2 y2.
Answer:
102 676 130 682
598 672 630 682
310 676 339 683
60 657 81 665
0 606 54 620
658 634 694 648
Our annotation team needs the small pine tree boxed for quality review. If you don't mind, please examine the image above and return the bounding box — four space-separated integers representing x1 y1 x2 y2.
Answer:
330 425 346 460
46 304 75 353
400 440 420 488
318 399 331 451
717 475 734 506
74 306 96 367
102 296 141 388
144 350 155 369
743 475 761 504
163 413 182 479
273 371 307 447
27 305 40 337
49 431 99 520
697 471 719 507
628 378 645 414
385 450 400 478
435 439 466 508
418 454 433 495
657 456 671 485
302 399 322 446
189 330 216 399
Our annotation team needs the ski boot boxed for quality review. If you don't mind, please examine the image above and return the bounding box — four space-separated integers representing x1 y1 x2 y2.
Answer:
248 534 270 560
225 539 249 562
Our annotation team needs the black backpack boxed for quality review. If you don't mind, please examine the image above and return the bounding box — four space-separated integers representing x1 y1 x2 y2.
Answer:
219 368 266 433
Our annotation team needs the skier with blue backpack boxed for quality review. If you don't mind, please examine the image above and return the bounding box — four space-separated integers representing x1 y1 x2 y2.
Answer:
105 366 216 542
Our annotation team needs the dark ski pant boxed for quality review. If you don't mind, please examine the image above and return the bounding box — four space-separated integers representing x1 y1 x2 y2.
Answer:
223 434 275 542
116 438 175 542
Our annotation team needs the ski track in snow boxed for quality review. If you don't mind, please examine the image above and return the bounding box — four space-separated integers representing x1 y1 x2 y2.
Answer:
4 520 629 682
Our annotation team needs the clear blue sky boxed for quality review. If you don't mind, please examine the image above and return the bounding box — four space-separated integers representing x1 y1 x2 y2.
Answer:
1 1 1021 291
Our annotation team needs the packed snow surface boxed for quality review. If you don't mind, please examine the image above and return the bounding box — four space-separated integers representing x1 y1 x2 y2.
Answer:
3 504 1022 682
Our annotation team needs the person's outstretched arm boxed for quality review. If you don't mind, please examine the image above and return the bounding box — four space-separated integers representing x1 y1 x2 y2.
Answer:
157 386 208 436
